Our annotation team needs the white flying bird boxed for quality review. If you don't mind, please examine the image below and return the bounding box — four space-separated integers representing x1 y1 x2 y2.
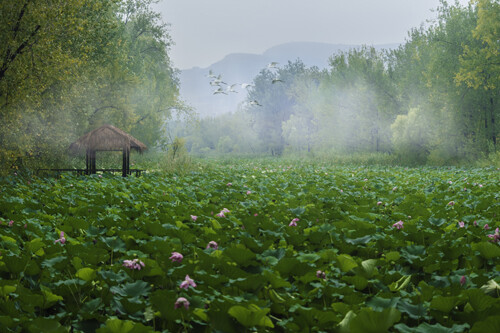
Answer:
207 69 217 79
212 75 227 86
213 87 228 95
226 84 238 93
241 83 254 89
249 100 262 107
267 62 279 69
211 79 227 87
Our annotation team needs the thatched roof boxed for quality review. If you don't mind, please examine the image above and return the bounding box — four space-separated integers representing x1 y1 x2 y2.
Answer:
69 124 147 154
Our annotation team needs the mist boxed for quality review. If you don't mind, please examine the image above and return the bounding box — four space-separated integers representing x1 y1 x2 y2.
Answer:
173 3 498 165
1 0 497 175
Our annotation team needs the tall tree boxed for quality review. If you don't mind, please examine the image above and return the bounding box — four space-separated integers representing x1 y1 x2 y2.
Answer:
0 0 121 171
246 60 307 155
0 0 184 173
387 1 495 163
456 0 500 150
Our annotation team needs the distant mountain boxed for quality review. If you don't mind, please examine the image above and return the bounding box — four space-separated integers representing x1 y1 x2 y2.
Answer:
179 41 399 118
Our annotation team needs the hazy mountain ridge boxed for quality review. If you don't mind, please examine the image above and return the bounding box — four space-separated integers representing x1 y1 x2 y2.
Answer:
179 42 399 118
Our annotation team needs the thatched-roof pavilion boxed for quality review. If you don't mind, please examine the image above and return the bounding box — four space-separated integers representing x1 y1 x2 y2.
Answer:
69 124 147 177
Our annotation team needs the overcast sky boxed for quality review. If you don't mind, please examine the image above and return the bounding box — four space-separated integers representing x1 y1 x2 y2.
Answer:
153 0 471 70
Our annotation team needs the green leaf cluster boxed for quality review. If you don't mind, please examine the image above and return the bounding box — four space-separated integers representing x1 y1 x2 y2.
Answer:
0 161 498 331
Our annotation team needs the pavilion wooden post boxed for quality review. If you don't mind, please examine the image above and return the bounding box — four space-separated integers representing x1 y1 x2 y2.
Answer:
122 146 130 177
85 149 90 175
85 149 97 175
90 149 96 174
126 147 130 175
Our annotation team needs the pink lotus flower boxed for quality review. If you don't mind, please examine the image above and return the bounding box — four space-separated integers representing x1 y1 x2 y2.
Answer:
487 228 500 243
246 190 251 195
392 187 397 191
316 270 326 279
216 208 230 218
122 258 145 270
226 182 232 186
169 252 183 263
448 201 455 206
460 275 466 286
254 213 258 216
206 241 218 250
473 221 478 226
291 218 299 223
191 215 198 221
393 221 404 229
289 221 297 227
174 297 190 310
484 224 490 230
479 184 483 188
377 201 383 206
448 181 452 184
54 231 66 244
458 221 465 228
8 220 14 227
179 275 197 289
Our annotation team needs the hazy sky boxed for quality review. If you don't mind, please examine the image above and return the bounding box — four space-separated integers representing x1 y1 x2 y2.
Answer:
153 0 471 69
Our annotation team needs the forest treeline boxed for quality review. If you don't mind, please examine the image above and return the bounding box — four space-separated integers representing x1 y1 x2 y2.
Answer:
0 0 186 174
177 0 499 165
1 1 498 174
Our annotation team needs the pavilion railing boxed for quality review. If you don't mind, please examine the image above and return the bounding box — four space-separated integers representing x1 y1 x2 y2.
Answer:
36 168 144 177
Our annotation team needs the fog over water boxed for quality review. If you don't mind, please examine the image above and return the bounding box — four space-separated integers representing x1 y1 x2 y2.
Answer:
153 0 496 165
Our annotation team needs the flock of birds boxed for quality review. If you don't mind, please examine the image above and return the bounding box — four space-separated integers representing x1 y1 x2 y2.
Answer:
207 62 284 107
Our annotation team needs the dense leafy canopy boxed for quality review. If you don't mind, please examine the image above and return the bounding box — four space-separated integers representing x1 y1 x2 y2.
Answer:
0 0 184 175
180 1 499 165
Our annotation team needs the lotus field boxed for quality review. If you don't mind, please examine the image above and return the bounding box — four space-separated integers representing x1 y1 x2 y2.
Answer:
0 162 499 332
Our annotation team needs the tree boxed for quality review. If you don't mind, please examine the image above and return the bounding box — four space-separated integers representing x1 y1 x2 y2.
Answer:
387 0 497 161
0 0 184 174
311 46 399 153
246 60 307 155
282 67 323 153
86 0 183 147
456 0 500 149
0 0 122 172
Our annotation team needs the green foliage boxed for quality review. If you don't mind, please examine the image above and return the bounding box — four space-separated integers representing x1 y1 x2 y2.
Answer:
391 107 433 164
0 160 499 331
246 60 309 155
456 0 500 91
174 110 258 156
228 304 274 328
0 0 186 175
179 1 498 164
160 137 194 174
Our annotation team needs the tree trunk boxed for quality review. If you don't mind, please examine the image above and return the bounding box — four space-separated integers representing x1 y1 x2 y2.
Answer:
491 97 496 150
